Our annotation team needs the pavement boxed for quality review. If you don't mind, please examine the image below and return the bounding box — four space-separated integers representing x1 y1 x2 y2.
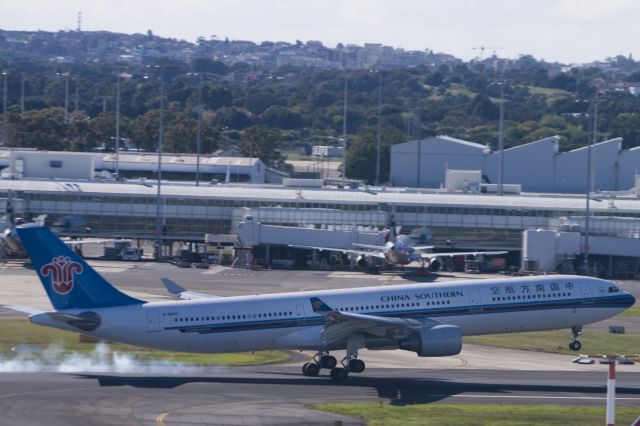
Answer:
0 368 639 426
1 261 639 425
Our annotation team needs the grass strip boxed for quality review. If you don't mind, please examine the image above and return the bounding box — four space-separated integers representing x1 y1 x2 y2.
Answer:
309 403 640 426
465 330 640 356
0 319 290 366
618 306 640 317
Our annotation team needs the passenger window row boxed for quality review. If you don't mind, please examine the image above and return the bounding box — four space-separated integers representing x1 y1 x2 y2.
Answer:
492 292 572 302
174 311 295 323
336 300 452 312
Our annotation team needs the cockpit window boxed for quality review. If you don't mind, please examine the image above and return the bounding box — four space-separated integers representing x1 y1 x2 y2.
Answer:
608 286 620 293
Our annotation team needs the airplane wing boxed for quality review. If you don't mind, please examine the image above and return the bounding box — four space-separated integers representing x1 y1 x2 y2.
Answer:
412 245 435 251
310 297 438 343
418 250 507 259
290 245 386 260
352 243 388 251
161 278 221 300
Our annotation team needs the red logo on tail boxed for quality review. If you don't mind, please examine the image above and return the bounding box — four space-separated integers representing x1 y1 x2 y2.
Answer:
40 256 83 295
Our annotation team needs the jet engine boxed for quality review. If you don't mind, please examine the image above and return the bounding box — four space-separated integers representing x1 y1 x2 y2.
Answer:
1 227 23 255
427 256 443 272
399 325 462 357
356 255 368 268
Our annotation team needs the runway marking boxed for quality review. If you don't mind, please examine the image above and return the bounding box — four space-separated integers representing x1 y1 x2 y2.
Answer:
155 395 370 425
216 273 257 277
155 399 283 425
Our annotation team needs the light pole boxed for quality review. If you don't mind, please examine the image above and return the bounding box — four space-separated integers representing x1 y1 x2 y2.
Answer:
73 77 79 122
56 72 70 123
497 82 505 196
64 73 69 123
115 69 122 179
155 66 165 260
20 74 25 115
2 71 7 145
375 71 382 186
584 89 598 274
196 73 203 186
2 71 7 115
341 72 348 184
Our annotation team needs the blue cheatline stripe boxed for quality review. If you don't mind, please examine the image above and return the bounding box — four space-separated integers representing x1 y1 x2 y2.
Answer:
163 295 632 335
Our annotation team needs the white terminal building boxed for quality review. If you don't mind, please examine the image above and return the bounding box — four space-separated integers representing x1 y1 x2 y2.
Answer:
0 140 639 276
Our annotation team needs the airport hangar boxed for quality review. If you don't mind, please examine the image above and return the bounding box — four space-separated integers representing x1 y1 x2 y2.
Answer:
390 135 640 194
1 173 639 275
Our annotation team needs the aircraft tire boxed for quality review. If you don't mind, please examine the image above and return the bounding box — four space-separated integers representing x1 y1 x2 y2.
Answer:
348 359 365 373
569 340 582 351
319 355 337 369
302 362 320 376
329 367 348 382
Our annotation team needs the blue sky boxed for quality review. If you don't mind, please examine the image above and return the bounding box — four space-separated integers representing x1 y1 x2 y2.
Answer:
1 0 638 63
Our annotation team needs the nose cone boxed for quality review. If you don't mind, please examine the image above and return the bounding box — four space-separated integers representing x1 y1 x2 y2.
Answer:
624 292 636 308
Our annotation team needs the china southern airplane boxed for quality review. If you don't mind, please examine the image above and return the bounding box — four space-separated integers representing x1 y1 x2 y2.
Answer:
12 226 636 382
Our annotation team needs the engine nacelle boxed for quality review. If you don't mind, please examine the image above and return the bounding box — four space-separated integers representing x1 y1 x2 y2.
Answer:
399 325 462 357
356 255 367 268
428 256 443 272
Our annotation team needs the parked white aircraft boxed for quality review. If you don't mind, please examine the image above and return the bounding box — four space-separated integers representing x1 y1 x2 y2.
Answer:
12 226 635 382
294 234 506 273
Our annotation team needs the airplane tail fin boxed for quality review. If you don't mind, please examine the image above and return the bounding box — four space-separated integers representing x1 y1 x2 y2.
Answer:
16 226 144 310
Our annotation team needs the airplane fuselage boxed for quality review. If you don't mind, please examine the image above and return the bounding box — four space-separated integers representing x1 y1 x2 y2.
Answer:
31 275 634 354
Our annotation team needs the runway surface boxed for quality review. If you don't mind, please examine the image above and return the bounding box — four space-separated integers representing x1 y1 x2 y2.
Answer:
1 367 639 426
1 262 639 425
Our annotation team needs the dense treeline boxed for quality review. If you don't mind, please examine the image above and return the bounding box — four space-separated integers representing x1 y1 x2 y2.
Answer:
1 55 640 183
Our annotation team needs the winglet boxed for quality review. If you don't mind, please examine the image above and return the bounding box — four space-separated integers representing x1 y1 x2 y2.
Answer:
310 297 333 313
161 278 186 295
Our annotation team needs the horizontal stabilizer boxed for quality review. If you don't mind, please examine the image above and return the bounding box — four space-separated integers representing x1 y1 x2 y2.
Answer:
161 278 220 300
31 311 102 332
3 305 45 315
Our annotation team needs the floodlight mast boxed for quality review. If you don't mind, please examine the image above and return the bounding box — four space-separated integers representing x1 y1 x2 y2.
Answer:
498 82 505 196
155 66 165 260
583 89 598 274
341 73 348 185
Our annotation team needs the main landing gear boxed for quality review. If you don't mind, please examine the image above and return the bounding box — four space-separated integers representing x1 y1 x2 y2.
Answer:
569 326 582 351
302 352 338 377
302 335 367 382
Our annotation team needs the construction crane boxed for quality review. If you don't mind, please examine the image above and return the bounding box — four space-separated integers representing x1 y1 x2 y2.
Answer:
472 46 506 60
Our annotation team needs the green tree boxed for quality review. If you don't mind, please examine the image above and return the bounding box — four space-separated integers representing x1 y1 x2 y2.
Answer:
129 109 221 153
238 126 286 168
191 58 228 75
260 105 304 129
6 107 68 150
345 126 405 184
